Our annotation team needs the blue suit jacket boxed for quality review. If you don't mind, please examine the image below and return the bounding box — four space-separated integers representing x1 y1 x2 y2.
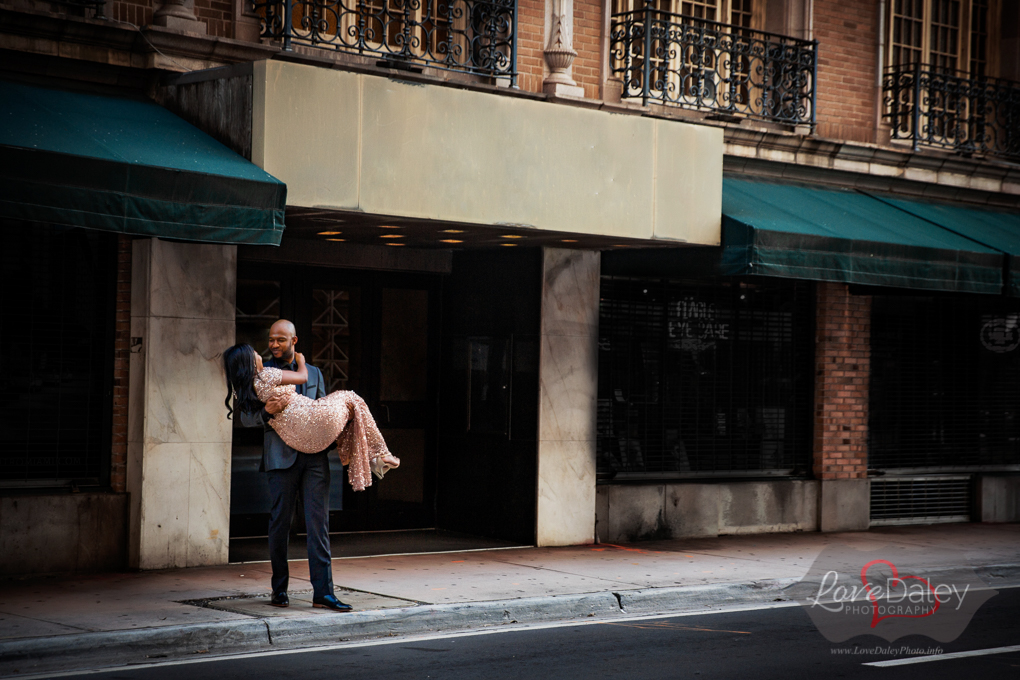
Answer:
239 356 330 472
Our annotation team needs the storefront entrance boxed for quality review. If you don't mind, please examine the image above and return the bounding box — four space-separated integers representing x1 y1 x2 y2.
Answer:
230 261 441 539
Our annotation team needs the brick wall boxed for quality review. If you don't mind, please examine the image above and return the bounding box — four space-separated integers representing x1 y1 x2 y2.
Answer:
813 0 879 144
516 0 605 97
193 0 234 39
107 0 233 39
517 0 546 93
109 0 153 29
573 0 604 99
111 235 132 493
813 282 870 480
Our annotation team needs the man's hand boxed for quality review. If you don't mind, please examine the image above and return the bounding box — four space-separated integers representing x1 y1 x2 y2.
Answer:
264 394 291 416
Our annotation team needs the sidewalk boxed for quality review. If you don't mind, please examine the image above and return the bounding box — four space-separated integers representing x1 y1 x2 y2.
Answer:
2 523 1019 677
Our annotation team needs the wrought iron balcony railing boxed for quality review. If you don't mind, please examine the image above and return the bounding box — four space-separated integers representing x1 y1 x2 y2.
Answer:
883 64 1020 162
609 3 817 127
252 0 517 84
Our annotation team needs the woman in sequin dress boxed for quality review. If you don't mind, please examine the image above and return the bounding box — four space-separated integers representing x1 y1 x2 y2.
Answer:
223 344 399 492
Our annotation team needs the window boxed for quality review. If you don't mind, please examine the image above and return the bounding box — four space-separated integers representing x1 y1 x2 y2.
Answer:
870 294 1020 470
597 277 814 479
888 0 999 78
611 0 761 28
0 225 116 487
610 0 763 103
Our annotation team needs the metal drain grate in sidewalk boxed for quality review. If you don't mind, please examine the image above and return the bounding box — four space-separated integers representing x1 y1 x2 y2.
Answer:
870 476 971 525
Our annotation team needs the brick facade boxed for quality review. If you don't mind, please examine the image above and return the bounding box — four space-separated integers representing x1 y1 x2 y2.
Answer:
193 0 235 39
109 0 153 29
513 0 604 97
517 0 546 93
572 0 604 99
813 0 880 144
110 235 132 493
108 0 233 39
813 282 870 480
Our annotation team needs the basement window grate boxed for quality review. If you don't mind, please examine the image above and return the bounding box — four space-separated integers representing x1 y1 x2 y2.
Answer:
870 476 971 525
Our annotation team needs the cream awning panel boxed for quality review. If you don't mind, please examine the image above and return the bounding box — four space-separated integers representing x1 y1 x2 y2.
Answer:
252 60 722 245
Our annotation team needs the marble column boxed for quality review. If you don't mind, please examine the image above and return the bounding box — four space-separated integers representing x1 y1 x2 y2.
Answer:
127 239 236 569
535 248 600 546
543 0 585 98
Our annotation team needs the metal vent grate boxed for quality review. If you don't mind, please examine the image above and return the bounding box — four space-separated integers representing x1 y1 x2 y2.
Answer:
870 476 971 525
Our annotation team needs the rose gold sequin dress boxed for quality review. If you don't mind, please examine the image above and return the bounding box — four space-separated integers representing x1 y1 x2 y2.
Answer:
254 367 392 492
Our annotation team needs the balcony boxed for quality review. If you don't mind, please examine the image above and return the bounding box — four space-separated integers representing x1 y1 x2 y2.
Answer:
883 64 1020 162
609 3 816 127
253 0 517 84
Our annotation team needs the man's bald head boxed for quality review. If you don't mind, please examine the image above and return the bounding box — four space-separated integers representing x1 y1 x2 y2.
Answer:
270 319 296 337
267 319 298 363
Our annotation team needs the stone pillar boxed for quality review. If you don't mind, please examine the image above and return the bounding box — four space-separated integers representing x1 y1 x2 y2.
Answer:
151 0 208 35
127 239 236 569
535 248 599 546
813 282 871 532
543 0 585 98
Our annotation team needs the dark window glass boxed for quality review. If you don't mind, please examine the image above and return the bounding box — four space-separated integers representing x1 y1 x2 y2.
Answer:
870 295 1020 470
0 224 116 487
597 277 814 478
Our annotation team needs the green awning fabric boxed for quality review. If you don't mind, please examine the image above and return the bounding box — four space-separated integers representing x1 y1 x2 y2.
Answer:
865 194 1020 297
721 177 1004 294
0 80 285 245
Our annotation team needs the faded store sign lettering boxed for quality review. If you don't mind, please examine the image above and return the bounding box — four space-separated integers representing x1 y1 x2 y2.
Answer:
669 297 729 352
980 314 1020 353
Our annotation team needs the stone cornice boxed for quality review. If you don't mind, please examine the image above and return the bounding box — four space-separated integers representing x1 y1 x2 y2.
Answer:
0 4 279 72
724 126 1020 209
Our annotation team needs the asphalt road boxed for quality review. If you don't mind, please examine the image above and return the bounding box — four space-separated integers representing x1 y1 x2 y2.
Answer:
54 586 1020 680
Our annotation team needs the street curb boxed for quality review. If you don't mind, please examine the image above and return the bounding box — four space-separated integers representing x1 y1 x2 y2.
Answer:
0 583 778 676
2 564 1018 676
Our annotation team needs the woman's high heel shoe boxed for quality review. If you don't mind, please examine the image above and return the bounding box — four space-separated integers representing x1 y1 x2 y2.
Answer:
370 454 400 480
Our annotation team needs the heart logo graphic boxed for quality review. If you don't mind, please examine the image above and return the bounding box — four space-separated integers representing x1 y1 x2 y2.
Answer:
860 559 941 628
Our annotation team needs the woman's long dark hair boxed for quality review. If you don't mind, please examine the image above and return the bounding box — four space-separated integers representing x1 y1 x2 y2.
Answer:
223 344 262 419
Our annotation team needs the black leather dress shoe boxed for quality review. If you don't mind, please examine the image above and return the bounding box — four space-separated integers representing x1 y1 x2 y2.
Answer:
312 594 353 612
270 592 289 607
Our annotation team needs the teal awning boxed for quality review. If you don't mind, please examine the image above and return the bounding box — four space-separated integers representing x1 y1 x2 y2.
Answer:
865 194 1020 297
0 80 285 245
721 177 1005 294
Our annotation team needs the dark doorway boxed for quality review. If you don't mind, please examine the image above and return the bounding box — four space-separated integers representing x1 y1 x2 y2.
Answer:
230 262 442 539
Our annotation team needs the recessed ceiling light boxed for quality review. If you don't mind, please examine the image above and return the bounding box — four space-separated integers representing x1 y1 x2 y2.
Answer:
380 234 404 239
439 239 463 244
500 234 524 239
377 225 402 229
326 238 346 242
561 239 578 243
317 230 342 235
386 243 406 247
440 229 465 234
500 243 517 247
